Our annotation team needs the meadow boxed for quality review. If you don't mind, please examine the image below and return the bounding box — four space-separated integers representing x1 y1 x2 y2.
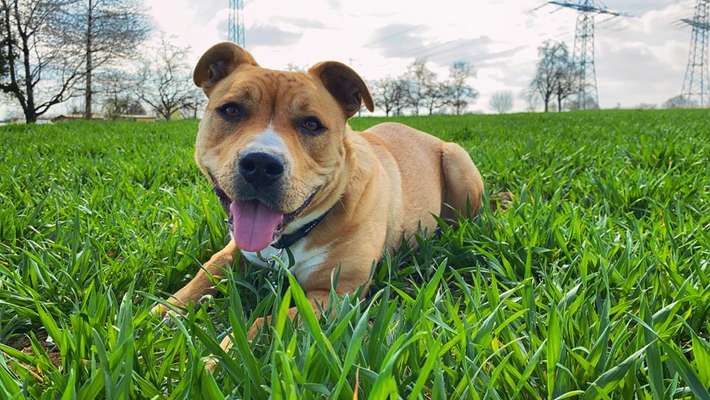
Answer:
0 109 708 399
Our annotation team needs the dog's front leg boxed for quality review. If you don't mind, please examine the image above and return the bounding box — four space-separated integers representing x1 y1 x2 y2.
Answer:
152 240 238 315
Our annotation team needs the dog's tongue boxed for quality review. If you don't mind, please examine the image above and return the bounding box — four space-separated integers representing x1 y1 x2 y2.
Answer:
230 200 284 252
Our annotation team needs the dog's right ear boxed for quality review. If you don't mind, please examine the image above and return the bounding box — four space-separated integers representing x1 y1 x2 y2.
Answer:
308 61 374 118
193 42 258 94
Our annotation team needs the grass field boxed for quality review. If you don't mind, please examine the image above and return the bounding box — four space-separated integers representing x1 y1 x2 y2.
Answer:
0 109 709 399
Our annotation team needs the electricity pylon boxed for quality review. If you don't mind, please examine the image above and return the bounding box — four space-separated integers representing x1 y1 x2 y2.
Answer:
228 0 245 46
546 1 624 109
681 0 710 107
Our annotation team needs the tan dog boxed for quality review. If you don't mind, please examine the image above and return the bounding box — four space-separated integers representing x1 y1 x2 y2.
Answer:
155 42 484 360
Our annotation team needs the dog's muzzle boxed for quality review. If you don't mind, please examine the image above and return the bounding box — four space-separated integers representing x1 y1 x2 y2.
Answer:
232 151 286 209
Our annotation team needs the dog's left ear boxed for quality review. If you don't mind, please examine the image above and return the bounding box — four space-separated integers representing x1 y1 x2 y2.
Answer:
308 62 374 118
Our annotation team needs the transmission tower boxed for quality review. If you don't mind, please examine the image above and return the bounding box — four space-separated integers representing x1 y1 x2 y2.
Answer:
545 1 624 109
681 0 710 107
228 0 245 46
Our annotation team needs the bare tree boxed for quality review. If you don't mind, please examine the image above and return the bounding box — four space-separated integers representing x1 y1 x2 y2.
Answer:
445 61 478 115
0 4 9 81
179 87 205 119
520 89 541 112
567 94 599 111
423 81 449 115
552 45 577 112
99 68 144 118
404 59 435 115
408 62 450 115
0 0 85 123
134 35 194 120
373 77 406 117
489 90 513 114
391 78 409 116
531 42 556 112
530 41 573 113
97 67 129 103
64 0 150 119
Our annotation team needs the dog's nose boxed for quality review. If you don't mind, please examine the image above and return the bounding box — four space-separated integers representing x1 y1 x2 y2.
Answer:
238 152 285 188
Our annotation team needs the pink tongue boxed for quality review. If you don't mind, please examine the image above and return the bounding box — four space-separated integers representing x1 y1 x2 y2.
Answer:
230 200 284 252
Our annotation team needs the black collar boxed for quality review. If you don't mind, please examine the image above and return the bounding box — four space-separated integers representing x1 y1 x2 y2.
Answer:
272 210 330 249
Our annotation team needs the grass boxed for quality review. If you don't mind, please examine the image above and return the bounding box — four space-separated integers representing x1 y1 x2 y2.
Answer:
0 109 708 399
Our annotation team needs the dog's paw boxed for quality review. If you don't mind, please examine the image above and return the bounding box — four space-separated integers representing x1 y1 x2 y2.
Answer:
150 303 169 317
150 303 184 322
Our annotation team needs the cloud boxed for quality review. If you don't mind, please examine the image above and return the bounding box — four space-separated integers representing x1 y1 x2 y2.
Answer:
246 25 302 47
591 1 692 106
367 25 525 67
443 44 526 68
185 0 226 24
597 42 685 106
605 0 683 15
326 0 342 12
366 24 427 46
366 24 429 57
271 16 329 30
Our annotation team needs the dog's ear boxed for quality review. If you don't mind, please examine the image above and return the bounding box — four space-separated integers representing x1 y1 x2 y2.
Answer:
308 61 374 118
193 42 258 94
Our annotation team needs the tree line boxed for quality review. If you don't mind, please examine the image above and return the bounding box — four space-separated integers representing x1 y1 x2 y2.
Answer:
371 60 479 117
0 0 204 123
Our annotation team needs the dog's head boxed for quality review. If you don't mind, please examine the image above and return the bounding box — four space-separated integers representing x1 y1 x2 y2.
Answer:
193 42 373 252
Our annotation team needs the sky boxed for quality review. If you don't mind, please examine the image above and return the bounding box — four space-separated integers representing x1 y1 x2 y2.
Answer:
0 0 696 117
146 0 696 112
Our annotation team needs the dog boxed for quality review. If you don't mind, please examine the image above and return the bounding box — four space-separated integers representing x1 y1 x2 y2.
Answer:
154 42 487 364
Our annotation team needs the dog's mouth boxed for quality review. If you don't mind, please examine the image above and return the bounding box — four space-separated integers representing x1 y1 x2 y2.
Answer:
211 180 318 252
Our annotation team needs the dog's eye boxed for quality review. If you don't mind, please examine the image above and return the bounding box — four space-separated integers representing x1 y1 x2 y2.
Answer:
217 102 244 121
299 117 325 135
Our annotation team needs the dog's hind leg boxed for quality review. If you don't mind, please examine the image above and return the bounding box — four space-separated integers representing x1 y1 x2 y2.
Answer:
440 142 484 220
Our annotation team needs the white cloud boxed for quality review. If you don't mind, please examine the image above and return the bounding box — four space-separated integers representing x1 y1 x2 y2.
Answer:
156 0 694 111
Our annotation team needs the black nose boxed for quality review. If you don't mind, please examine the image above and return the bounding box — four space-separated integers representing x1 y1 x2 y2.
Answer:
238 152 285 188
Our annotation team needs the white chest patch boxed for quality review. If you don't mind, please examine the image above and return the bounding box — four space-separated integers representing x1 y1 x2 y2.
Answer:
239 240 328 284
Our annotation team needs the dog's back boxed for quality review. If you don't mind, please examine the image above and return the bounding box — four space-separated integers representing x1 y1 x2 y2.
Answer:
363 122 483 241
